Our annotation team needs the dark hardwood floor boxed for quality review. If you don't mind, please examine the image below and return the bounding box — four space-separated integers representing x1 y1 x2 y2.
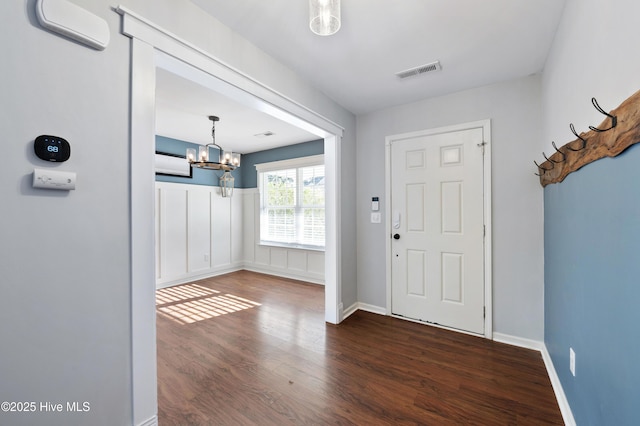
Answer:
156 270 563 425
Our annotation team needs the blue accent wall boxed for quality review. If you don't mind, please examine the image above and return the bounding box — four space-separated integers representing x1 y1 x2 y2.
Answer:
240 139 324 188
156 136 323 188
544 144 640 425
155 135 242 187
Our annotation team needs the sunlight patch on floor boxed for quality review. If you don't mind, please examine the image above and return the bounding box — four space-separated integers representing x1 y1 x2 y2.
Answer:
156 284 261 324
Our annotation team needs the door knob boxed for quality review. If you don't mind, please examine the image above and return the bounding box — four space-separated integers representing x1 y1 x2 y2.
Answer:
393 233 400 240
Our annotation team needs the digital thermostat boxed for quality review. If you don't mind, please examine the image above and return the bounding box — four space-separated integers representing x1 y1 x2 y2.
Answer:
34 135 70 162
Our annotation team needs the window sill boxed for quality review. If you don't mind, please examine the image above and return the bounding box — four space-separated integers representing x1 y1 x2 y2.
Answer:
259 241 325 253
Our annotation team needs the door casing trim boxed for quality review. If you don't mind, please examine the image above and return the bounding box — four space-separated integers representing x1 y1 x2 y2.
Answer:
117 5 344 425
384 119 492 338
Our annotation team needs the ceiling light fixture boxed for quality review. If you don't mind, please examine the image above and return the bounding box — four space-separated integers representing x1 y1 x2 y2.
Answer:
186 115 240 197
309 0 341 36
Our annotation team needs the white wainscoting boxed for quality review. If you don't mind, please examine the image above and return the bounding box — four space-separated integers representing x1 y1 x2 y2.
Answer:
241 189 325 284
155 184 324 288
155 182 243 288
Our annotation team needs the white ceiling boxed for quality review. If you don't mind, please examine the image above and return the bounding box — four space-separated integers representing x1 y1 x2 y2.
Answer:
155 68 320 153
156 0 566 153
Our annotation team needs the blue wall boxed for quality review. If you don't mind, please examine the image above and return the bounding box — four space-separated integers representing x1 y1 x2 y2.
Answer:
155 135 243 187
240 139 324 188
544 144 640 426
156 136 323 188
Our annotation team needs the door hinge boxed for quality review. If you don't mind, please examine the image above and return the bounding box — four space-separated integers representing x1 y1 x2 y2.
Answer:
483 306 486 319
483 225 486 237
477 141 487 155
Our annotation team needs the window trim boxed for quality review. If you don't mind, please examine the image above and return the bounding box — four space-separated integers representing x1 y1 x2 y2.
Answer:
256 154 325 250
255 154 324 173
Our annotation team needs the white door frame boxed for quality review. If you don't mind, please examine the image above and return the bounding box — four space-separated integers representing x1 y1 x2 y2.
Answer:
116 7 344 426
384 120 492 338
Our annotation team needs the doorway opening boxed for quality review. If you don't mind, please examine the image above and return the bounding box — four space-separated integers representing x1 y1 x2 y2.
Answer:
119 7 344 425
384 120 492 338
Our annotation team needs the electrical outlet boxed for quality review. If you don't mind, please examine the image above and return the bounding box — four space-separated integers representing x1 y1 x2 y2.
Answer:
569 347 576 376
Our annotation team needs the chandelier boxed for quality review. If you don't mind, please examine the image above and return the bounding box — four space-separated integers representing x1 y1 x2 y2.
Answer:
186 116 240 197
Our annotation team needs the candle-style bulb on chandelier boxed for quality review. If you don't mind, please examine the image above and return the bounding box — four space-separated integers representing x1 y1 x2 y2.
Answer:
186 115 240 197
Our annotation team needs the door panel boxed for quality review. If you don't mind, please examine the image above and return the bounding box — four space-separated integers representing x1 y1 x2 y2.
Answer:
407 249 427 297
406 184 426 232
390 128 484 334
441 252 463 303
441 181 462 234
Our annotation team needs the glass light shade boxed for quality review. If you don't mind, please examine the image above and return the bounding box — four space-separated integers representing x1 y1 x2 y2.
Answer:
309 0 341 36
220 171 235 197
222 150 232 165
198 145 208 162
186 148 196 163
231 152 241 167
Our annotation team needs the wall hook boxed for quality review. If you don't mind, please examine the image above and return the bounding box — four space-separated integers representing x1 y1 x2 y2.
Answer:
551 141 566 161
534 159 553 170
534 159 553 176
588 97 617 132
543 151 562 164
567 123 587 151
536 89 640 187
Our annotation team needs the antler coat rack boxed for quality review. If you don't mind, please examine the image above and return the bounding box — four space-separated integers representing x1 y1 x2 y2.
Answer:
535 89 640 187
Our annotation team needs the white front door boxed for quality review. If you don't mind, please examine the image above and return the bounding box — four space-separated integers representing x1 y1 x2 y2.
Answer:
389 126 486 334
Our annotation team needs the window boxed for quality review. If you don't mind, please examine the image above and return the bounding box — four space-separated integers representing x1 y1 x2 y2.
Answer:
257 155 325 250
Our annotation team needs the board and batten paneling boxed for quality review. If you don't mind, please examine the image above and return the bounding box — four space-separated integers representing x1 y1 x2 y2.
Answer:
157 184 188 281
211 195 231 268
155 182 243 288
241 189 325 284
155 183 324 288
231 191 244 264
187 187 211 273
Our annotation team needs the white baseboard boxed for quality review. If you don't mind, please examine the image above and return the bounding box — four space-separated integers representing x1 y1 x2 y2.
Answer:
358 303 387 315
493 333 575 426
492 332 544 351
156 265 244 289
541 345 576 426
138 415 158 426
156 262 324 290
342 302 358 319
242 264 324 285
342 303 386 320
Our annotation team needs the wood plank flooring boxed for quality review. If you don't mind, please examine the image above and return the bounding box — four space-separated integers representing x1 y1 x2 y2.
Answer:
156 270 563 425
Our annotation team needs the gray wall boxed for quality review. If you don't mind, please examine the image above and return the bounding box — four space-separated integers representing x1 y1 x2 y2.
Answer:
17 0 640 421
0 1 356 425
0 2 132 425
356 75 545 340
541 0 640 423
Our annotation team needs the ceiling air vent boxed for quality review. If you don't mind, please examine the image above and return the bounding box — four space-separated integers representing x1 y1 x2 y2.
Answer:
395 61 442 79
254 131 275 138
